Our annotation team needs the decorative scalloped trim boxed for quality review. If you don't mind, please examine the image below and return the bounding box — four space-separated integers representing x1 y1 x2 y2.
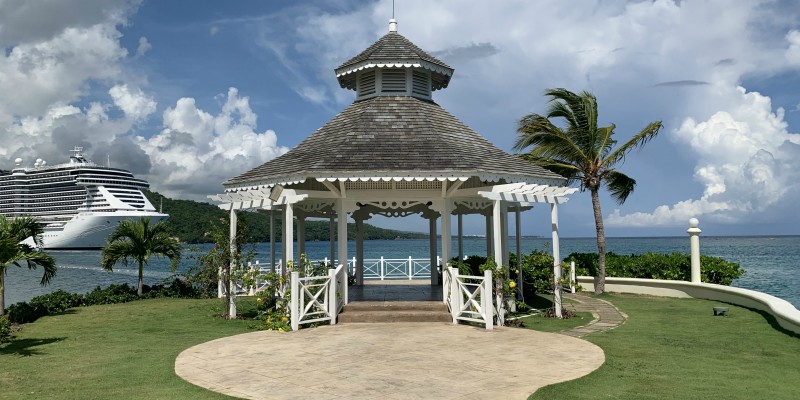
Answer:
335 60 453 78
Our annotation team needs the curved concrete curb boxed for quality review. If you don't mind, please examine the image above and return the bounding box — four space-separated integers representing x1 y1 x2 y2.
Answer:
577 277 800 334
176 323 605 400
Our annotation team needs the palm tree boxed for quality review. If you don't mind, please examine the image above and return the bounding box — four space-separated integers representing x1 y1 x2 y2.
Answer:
0 215 57 315
515 88 662 294
101 217 181 296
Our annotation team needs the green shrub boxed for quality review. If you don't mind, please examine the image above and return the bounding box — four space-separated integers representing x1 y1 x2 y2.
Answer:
28 290 84 315
83 284 139 305
511 250 557 298
6 302 38 324
567 252 744 285
144 279 204 299
0 315 11 344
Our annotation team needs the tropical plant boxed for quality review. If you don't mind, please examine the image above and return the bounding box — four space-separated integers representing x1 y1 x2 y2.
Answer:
100 217 181 296
0 215 57 315
515 88 662 294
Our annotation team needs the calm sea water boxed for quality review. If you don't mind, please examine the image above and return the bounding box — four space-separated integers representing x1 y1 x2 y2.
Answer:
5 236 799 309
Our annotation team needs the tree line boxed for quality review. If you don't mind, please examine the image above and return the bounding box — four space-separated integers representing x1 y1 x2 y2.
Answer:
142 190 427 244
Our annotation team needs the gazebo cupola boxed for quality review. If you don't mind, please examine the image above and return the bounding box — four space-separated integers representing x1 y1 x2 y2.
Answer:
334 19 453 101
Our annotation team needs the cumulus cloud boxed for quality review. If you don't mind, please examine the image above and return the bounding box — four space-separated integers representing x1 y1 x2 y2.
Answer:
136 88 289 199
135 36 151 56
608 87 800 226
108 84 156 121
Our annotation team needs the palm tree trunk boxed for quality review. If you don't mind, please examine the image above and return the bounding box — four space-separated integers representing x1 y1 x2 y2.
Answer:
591 188 607 294
0 269 5 316
138 260 144 296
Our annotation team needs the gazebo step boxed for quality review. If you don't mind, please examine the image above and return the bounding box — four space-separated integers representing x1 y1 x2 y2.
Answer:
339 301 451 323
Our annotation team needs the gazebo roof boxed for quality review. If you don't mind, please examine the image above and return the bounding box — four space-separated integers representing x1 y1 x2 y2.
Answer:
223 95 564 190
335 29 453 92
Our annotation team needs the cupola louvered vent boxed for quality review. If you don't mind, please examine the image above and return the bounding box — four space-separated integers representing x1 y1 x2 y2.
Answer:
412 70 430 97
358 70 376 97
381 69 407 93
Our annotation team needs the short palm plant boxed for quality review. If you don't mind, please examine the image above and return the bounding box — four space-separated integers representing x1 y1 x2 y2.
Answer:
101 217 181 296
515 88 662 294
0 215 57 315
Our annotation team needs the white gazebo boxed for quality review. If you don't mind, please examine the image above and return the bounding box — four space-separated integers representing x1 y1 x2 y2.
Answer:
210 19 577 323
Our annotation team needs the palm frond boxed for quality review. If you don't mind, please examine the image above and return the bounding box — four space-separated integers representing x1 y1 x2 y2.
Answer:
519 155 583 185
605 121 663 168
605 170 637 205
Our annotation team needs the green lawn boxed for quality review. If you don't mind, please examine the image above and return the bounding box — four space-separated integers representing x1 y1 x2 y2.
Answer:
529 294 800 400
2 294 799 400
0 298 255 400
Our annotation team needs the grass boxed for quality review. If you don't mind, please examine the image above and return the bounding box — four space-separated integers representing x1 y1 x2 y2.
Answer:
516 311 594 332
529 294 800 400
2 294 799 399
0 298 257 400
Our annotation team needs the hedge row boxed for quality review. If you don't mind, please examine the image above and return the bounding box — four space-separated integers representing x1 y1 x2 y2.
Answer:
566 252 745 285
5 279 204 324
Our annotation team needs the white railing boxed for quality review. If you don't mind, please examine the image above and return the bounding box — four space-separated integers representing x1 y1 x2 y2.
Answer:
290 264 347 331
253 256 441 283
445 267 493 330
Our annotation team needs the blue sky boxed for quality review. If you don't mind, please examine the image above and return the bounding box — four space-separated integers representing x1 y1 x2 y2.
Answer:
2 0 800 237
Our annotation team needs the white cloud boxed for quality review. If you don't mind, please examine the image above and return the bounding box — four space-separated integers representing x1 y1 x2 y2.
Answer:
136 36 151 56
108 84 156 121
608 87 800 226
136 88 289 199
210 26 219 36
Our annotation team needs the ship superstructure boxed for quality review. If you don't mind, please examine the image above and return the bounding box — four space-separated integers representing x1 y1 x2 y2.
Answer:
0 147 167 249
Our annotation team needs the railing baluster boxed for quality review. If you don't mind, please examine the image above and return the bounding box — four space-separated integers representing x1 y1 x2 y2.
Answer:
290 271 299 331
380 256 385 280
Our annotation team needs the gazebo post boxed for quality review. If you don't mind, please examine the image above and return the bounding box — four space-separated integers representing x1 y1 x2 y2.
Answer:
336 199 348 270
551 202 562 318
355 215 364 285
228 207 237 317
329 217 335 267
283 204 294 273
438 200 451 286
297 211 306 259
457 213 463 261
485 214 493 258
270 208 276 273
492 200 504 324
515 207 522 300
428 212 438 287
501 202 510 270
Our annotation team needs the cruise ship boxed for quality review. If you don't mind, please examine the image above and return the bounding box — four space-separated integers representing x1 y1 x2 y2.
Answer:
0 147 167 249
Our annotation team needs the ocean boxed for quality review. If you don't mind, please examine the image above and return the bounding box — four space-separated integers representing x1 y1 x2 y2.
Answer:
4 236 799 309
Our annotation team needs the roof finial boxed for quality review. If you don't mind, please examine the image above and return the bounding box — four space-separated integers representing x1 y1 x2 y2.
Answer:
389 18 398 33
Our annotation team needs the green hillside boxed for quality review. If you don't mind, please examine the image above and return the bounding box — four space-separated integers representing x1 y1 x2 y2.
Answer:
143 191 427 243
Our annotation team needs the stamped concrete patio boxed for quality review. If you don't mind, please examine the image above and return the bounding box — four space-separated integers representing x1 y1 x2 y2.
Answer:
175 321 605 400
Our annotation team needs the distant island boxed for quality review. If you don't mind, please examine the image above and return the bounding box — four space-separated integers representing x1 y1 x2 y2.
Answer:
143 190 428 243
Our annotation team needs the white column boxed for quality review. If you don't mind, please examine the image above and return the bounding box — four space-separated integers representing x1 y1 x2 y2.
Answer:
429 215 438 287
297 212 306 258
329 217 335 265
281 206 287 273
501 202 509 269
457 213 464 261
439 200 451 286
228 207 237 318
355 216 364 285
270 209 276 273
485 214 493 258
492 200 502 264
515 208 522 299
550 203 562 319
284 203 294 272
688 218 702 283
337 200 348 269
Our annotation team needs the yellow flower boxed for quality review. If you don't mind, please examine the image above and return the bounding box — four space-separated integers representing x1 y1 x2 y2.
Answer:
278 328 285 332
281 316 289 322
509 281 517 288
515 269 520 274
256 297 263 302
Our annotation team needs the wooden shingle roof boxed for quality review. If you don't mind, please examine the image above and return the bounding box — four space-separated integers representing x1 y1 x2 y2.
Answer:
223 96 564 189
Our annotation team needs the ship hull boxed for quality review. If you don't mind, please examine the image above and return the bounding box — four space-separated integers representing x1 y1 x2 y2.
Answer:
28 211 169 250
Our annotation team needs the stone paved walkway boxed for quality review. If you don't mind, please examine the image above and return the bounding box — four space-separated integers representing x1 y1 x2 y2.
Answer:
561 293 628 337
176 323 605 400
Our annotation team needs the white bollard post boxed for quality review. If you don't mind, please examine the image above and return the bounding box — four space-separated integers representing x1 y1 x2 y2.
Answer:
408 256 413 280
328 268 337 325
484 269 493 330
450 267 459 323
380 256 385 281
688 218 702 283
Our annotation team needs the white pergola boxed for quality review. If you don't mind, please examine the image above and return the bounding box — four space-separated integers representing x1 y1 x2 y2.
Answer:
210 177 576 292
